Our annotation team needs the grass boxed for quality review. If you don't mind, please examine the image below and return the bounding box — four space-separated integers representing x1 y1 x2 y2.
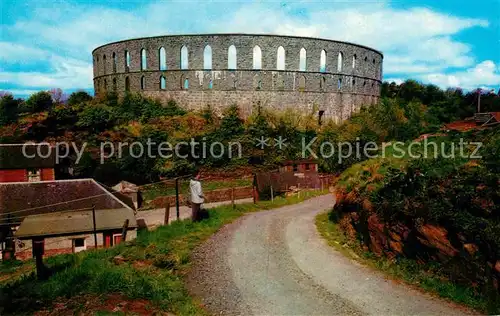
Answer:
142 178 253 201
0 189 327 315
316 211 498 314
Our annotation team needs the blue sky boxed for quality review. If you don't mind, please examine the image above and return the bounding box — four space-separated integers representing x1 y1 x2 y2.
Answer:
1 0 499 98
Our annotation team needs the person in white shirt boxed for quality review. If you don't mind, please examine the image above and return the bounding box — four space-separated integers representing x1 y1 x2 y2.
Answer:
189 171 204 222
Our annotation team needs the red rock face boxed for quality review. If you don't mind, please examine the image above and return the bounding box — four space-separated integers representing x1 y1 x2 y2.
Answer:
416 224 458 257
335 201 500 291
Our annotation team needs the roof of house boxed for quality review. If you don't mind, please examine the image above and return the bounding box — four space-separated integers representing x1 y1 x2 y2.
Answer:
0 144 56 169
0 179 135 225
112 180 139 193
15 207 137 239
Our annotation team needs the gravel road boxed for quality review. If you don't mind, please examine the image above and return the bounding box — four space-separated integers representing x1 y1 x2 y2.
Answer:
187 194 473 315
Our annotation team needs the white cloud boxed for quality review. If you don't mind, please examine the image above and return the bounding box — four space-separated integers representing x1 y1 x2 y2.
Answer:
0 0 493 92
421 60 500 90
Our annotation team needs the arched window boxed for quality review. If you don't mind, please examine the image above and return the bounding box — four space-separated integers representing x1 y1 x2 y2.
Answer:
352 54 357 69
125 77 130 92
337 52 343 72
228 45 237 69
125 50 130 72
181 46 188 69
208 79 213 89
204 45 212 70
320 77 326 90
277 46 285 70
141 76 146 90
258 80 262 90
141 49 147 70
364 56 368 62
338 78 342 90
182 77 189 89
299 48 307 71
103 79 107 92
103 55 107 74
112 52 117 73
253 46 262 69
160 76 166 90
159 47 167 71
320 50 327 72
113 78 117 91
299 75 306 91
352 79 356 88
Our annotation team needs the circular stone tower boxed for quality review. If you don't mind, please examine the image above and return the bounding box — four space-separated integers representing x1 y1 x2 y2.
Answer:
92 33 383 121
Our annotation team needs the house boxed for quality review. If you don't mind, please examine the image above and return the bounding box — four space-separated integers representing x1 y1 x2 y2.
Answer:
0 144 56 183
279 159 319 175
254 159 325 200
112 180 143 209
0 179 137 260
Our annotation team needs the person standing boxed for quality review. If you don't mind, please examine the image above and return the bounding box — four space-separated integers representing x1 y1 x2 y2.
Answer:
189 171 204 222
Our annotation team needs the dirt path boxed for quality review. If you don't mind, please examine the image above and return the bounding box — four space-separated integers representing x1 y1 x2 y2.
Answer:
187 195 472 315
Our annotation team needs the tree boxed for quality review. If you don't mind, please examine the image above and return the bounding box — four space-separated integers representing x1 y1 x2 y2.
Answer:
67 91 92 106
0 94 21 125
24 91 53 113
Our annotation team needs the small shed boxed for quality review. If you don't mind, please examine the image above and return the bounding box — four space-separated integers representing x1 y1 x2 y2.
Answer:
113 181 143 209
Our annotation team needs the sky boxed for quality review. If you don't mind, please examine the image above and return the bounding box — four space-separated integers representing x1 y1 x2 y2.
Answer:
1 0 499 98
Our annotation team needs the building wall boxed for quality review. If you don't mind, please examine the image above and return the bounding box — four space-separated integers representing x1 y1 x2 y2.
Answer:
14 229 138 260
0 168 55 183
92 34 383 120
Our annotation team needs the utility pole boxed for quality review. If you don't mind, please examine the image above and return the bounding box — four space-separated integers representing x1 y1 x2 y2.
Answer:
92 205 98 249
477 88 481 113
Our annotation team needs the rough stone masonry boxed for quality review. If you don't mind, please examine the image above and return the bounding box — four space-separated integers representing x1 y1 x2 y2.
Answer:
92 34 383 121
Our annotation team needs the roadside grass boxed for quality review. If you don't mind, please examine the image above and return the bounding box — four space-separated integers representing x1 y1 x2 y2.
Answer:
316 211 495 314
0 189 326 315
142 178 253 201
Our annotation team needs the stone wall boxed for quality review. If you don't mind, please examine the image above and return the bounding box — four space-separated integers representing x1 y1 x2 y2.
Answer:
92 34 383 119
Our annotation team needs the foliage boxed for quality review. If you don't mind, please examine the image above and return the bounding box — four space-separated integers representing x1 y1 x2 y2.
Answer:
23 91 54 113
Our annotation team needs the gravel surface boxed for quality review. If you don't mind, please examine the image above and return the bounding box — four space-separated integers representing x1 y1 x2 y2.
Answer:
187 195 473 315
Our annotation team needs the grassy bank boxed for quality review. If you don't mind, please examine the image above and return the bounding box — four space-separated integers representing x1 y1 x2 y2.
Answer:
0 190 326 315
316 212 493 313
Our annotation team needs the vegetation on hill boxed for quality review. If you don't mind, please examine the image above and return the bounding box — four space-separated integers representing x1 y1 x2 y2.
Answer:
1 81 499 186
326 127 500 312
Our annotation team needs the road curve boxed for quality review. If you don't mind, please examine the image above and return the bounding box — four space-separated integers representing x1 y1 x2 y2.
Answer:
187 195 472 315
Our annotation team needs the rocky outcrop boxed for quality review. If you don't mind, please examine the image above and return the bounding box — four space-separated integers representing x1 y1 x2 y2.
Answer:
334 190 500 292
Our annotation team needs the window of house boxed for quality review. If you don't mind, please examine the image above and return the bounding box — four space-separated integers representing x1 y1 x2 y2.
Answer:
306 163 310 171
27 168 41 182
113 234 122 245
73 238 86 253
293 164 298 172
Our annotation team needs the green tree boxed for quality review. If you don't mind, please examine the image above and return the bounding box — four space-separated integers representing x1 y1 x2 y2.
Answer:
0 94 21 125
24 91 53 113
67 91 93 106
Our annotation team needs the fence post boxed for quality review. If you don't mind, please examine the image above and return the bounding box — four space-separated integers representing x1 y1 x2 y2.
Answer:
231 187 235 209
164 201 170 225
270 185 274 202
175 178 180 220
121 219 129 241
298 183 301 198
